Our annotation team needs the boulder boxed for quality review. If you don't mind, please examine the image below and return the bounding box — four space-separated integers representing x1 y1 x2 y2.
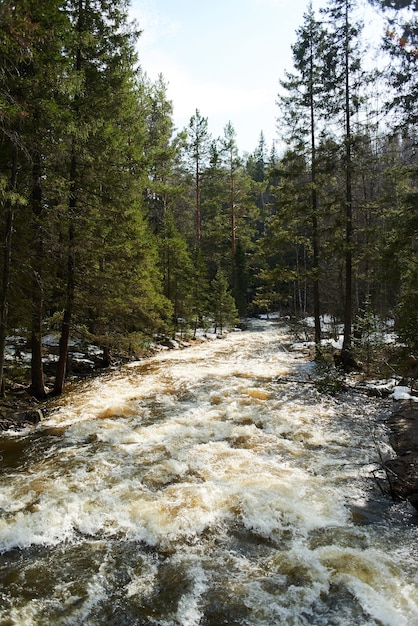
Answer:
0 408 44 431
385 400 418 512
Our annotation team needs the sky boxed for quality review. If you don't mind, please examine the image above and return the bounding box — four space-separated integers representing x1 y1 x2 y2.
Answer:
128 0 383 155
127 0 320 154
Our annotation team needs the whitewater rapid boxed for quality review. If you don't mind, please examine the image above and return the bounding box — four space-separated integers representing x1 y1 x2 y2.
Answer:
0 319 417 625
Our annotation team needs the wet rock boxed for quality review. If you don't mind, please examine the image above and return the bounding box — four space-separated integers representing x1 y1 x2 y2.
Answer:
0 408 44 431
385 400 418 512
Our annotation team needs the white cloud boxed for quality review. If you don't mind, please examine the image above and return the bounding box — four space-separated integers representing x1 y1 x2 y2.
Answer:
128 0 287 151
129 0 180 48
146 57 275 143
251 0 318 9
170 75 272 119
251 0 293 7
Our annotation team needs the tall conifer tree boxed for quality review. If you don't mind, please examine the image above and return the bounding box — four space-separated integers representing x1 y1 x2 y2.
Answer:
53 0 156 393
278 3 329 354
321 0 366 369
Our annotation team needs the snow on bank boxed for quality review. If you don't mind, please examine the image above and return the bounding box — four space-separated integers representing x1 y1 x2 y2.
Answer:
389 386 418 402
264 313 417 403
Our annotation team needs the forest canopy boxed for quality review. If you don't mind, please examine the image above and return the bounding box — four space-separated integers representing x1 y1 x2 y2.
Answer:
0 0 417 396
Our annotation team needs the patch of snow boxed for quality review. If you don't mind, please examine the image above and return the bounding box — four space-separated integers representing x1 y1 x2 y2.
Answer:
321 314 338 325
390 386 418 402
322 337 343 350
290 341 314 351
5 349 31 363
367 378 398 390
259 312 281 319
6 335 27 345
42 334 60 347
195 331 218 340
43 334 79 347
302 315 342 331
69 352 95 366
381 332 397 344
303 316 315 328
43 355 59 363
87 345 103 356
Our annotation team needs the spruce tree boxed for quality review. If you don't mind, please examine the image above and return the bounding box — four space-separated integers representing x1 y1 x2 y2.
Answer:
321 0 366 370
0 0 29 394
185 109 211 246
27 0 70 398
0 0 70 397
278 3 329 354
158 209 194 333
210 269 239 335
53 0 158 393
219 123 259 314
378 0 418 129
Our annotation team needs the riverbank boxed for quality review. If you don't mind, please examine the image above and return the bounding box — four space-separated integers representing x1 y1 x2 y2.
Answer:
385 399 418 512
0 332 196 429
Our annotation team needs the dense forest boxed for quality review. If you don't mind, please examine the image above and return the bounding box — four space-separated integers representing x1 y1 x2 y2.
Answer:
0 0 417 398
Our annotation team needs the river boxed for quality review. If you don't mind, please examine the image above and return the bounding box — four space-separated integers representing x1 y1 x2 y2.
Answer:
0 319 417 626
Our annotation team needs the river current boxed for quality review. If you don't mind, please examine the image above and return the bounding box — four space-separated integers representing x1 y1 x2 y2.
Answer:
0 319 417 625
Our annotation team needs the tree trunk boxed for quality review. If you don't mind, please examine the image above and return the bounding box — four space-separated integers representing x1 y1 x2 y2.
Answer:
0 147 18 397
53 226 75 395
54 3 82 395
311 144 322 358
29 152 46 399
230 154 236 257
195 154 201 245
309 49 321 354
53 154 77 395
341 0 354 370
312 203 322 351
102 344 112 367
30 293 45 398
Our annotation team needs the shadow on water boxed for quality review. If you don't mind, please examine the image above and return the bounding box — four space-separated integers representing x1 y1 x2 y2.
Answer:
0 532 264 625
0 320 417 625
0 429 66 473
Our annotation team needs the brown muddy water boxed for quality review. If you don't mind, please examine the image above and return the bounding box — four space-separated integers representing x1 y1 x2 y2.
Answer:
0 319 417 625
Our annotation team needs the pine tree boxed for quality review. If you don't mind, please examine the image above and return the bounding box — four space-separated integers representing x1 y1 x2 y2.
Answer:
210 269 239 335
222 122 241 258
53 0 158 393
185 109 211 246
278 3 329 354
158 210 194 333
321 0 366 370
378 0 418 129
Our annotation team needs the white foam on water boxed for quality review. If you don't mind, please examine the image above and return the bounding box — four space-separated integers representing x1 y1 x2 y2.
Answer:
173 560 208 626
1 321 417 624
315 545 418 626
58 566 109 626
